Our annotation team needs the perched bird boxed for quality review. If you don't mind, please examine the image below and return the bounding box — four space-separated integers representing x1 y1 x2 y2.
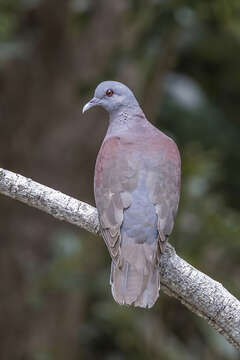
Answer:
83 81 181 308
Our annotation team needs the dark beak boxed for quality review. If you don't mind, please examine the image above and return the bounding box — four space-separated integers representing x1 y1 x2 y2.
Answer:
82 97 100 114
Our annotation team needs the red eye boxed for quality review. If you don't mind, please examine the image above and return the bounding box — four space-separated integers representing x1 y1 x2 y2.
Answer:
106 89 114 97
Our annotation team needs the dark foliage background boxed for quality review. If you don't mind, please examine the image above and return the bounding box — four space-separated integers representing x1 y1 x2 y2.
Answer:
0 1 239 359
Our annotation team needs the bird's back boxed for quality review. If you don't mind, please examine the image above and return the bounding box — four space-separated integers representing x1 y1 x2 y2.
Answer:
94 118 180 308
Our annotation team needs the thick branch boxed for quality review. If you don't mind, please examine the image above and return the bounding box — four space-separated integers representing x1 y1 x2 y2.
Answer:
0 168 239 350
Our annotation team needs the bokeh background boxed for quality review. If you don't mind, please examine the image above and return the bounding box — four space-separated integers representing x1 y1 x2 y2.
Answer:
0 1 240 359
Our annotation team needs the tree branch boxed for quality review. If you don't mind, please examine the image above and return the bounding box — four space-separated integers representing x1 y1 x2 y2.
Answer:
0 168 239 350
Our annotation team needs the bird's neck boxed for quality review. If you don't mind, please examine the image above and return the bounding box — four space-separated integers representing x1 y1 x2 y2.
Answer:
107 106 146 137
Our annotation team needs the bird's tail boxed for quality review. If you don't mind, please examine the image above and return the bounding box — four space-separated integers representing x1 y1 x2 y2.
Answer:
110 245 160 308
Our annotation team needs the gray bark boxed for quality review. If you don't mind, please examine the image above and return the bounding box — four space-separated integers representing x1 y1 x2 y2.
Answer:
0 168 239 350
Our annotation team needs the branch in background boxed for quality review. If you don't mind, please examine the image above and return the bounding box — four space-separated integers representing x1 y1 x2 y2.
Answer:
0 168 239 350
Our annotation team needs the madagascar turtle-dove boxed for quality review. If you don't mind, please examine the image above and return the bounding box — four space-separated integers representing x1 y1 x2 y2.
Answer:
83 81 181 308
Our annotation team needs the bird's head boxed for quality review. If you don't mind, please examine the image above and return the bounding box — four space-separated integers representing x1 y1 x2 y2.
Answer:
82 81 139 115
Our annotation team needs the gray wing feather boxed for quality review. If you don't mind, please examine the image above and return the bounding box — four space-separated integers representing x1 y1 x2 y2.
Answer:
94 137 137 265
146 140 181 254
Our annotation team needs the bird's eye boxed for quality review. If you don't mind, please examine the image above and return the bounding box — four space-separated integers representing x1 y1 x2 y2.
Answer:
106 89 114 97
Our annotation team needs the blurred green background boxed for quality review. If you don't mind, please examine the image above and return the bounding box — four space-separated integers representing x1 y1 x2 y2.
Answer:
0 0 240 359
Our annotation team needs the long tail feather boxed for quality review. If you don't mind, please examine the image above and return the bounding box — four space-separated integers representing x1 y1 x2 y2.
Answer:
110 258 160 308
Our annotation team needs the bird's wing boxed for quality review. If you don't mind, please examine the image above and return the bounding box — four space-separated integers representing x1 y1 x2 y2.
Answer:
146 135 181 255
95 133 181 264
94 136 138 265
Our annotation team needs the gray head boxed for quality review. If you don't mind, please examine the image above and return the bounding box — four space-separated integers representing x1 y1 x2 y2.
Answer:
82 81 139 115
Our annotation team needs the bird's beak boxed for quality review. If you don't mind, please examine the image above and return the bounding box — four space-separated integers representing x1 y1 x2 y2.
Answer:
82 97 100 114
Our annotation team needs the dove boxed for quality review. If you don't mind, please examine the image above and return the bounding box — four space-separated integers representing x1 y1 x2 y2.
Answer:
83 81 181 308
